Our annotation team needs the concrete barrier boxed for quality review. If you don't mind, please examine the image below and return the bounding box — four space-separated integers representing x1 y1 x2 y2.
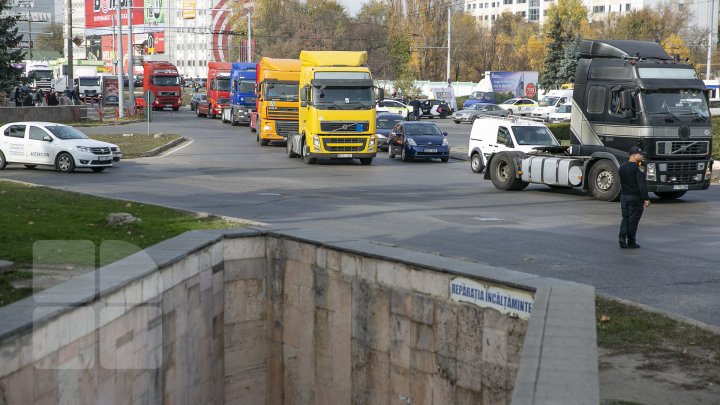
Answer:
0 228 599 404
0 106 86 124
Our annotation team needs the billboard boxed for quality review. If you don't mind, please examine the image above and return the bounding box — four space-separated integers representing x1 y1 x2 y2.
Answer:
102 76 119 106
144 0 165 25
145 32 164 54
488 71 539 102
182 0 196 19
86 0 145 28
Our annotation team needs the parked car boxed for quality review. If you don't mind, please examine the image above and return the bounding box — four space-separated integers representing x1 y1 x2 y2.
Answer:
106 143 123 162
376 99 410 119
375 113 405 151
419 99 452 118
548 103 572 123
133 75 143 87
466 117 559 173
190 93 206 111
0 122 115 173
451 103 509 123
497 98 538 116
387 121 449 162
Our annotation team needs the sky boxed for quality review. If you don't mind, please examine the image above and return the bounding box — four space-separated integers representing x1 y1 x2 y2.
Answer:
338 0 369 16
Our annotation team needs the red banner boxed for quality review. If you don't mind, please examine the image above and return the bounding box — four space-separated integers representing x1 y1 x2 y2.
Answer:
86 0 145 28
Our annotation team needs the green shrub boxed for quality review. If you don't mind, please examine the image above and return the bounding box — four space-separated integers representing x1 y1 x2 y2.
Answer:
456 96 469 109
547 122 571 142
712 116 720 159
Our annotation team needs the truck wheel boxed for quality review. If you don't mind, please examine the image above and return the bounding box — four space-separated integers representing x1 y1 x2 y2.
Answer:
489 152 528 191
208 104 214 119
56 152 75 173
588 160 621 201
260 139 269 146
359 158 373 165
222 111 229 123
654 191 687 199
0 151 7 170
172 107 179 111
302 142 316 165
287 139 299 158
470 152 484 173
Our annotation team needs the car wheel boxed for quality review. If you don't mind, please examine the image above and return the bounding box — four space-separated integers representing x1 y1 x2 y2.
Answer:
359 158 373 165
302 142 316 164
470 153 484 173
401 146 413 162
196 107 201 117
24 164 37 169
588 160 621 201
453 120 461 124
0 151 7 170
56 152 75 173
441 157 449 162
91 167 106 173
508 109 514 115
388 146 396 159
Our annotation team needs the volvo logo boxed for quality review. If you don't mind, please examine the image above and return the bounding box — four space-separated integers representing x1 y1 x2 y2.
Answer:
705 129 711 136
678 126 691 141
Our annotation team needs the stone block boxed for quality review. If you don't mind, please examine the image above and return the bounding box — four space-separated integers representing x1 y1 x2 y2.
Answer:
369 287 391 353
411 294 434 325
316 246 328 269
224 237 266 261
358 257 377 282
409 368 432 405
456 358 483 392
456 305 483 362
482 362 511 405
433 300 458 359
224 363 267 404
410 348 436 374
412 322 434 352
224 258 266 282
389 315 410 369
366 349 390 405
376 261 411 289
282 239 317 266
481 327 508 367
430 373 454 405
455 386 483 405
224 278 266 324
390 289 411 318
325 248 342 272
352 279 372 343
408 268 448 298
340 252 360 278
389 364 411 405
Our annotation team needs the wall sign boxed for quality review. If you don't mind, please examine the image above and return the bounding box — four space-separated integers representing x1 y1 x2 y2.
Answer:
450 277 534 320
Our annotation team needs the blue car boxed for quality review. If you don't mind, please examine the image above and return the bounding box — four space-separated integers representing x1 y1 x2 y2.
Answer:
387 121 449 162
375 113 404 151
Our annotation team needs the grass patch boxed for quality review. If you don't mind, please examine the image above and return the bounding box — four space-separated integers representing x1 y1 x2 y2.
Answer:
0 270 34 307
596 296 720 355
712 116 720 159
0 180 235 267
89 133 182 158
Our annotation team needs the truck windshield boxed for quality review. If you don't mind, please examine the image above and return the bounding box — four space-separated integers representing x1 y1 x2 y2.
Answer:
641 90 710 122
79 78 100 86
46 126 89 140
238 80 254 93
152 76 180 86
30 70 52 80
216 78 231 91
538 97 560 107
313 86 374 110
512 126 559 146
265 82 298 101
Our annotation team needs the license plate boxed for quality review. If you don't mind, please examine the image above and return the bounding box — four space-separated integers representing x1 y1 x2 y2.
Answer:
337 154 352 158
99 156 111 161
673 184 689 190
424 148 437 153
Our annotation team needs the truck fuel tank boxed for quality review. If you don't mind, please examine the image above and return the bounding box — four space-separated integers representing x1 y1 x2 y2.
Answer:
522 156 584 187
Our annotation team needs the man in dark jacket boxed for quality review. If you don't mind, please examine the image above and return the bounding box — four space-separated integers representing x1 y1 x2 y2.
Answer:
408 97 421 121
618 146 651 248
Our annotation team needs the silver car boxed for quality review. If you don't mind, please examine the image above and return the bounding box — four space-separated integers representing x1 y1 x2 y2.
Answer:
452 103 509 124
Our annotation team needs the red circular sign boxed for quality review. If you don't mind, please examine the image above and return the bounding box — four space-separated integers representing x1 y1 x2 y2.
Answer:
525 83 537 99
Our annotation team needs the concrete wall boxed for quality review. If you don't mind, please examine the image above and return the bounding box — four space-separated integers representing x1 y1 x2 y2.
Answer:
0 228 599 404
0 106 85 124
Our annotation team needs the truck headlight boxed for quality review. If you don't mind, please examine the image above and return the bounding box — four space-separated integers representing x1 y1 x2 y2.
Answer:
313 135 321 148
705 162 712 180
369 136 376 148
646 163 656 181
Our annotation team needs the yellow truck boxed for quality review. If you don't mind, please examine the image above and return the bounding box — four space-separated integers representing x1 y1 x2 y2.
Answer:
287 51 382 165
253 58 301 145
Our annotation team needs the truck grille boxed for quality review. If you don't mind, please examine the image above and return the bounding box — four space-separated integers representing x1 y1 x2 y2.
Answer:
320 121 369 133
276 121 298 137
267 107 298 120
159 91 178 96
322 137 367 152
656 141 709 156
90 147 111 155
664 162 697 172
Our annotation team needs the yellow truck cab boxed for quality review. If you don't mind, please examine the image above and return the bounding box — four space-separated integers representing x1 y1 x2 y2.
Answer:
287 51 382 165
254 58 301 145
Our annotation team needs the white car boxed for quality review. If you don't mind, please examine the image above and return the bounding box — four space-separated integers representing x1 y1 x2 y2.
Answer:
548 103 572 123
0 122 115 173
497 98 538 116
467 117 560 173
376 99 410 119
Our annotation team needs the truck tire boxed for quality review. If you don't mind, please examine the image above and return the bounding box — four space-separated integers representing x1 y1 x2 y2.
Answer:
260 138 269 146
588 160 621 201
654 191 687 199
172 106 179 111
359 158 373 165
286 139 299 158
302 142 316 165
231 109 238 126
489 152 528 191
470 152 484 173
208 104 215 119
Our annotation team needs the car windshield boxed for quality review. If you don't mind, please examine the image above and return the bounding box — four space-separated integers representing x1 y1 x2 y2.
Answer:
216 78 231 91
404 123 443 136
265 82 298 101
641 90 710 120
238 80 254 93
512 126 559 146
377 116 403 129
79 78 100 86
469 91 492 101
503 99 519 105
538 97 560 107
470 104 486 110
152 75 180 86
313 86 374 110
556 105 571 113
46 126 88 140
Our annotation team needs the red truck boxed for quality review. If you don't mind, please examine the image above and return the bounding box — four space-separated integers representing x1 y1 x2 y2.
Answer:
197 61 232 119
143 62 182 111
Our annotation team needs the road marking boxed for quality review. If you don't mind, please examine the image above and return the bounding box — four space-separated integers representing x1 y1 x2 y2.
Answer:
473 217 505 221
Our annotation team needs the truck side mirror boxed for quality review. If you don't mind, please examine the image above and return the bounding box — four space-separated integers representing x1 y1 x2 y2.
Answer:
505 138 514 148
300 85 309 102
377 88 385 102
620 90 633 111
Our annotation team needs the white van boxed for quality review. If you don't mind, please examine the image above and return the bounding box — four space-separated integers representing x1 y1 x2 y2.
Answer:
467 117 560 173
530 89 573 121
0 122 114 173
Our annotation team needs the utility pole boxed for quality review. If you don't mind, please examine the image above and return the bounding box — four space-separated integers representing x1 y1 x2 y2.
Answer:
247 13 252 63
127 0 134 108
27 18 32 59
117 0 125 117
707 0 715 80
446 6 451 83
65 0 73 91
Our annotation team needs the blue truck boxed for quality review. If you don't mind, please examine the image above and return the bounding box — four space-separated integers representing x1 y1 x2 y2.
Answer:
221 62 257 126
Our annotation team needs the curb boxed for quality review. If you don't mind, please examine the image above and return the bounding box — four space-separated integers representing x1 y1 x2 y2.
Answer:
142 137 187 157
74 119 143 128
450 152 468 162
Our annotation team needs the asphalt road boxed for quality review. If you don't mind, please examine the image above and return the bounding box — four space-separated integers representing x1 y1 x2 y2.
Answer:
3 109 720 326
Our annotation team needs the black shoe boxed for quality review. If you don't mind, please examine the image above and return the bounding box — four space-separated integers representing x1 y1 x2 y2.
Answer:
627 242 641 249
619 237 628 248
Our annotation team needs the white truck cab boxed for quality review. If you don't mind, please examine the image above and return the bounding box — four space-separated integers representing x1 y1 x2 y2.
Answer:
530 89 572 121
467 117 560 173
